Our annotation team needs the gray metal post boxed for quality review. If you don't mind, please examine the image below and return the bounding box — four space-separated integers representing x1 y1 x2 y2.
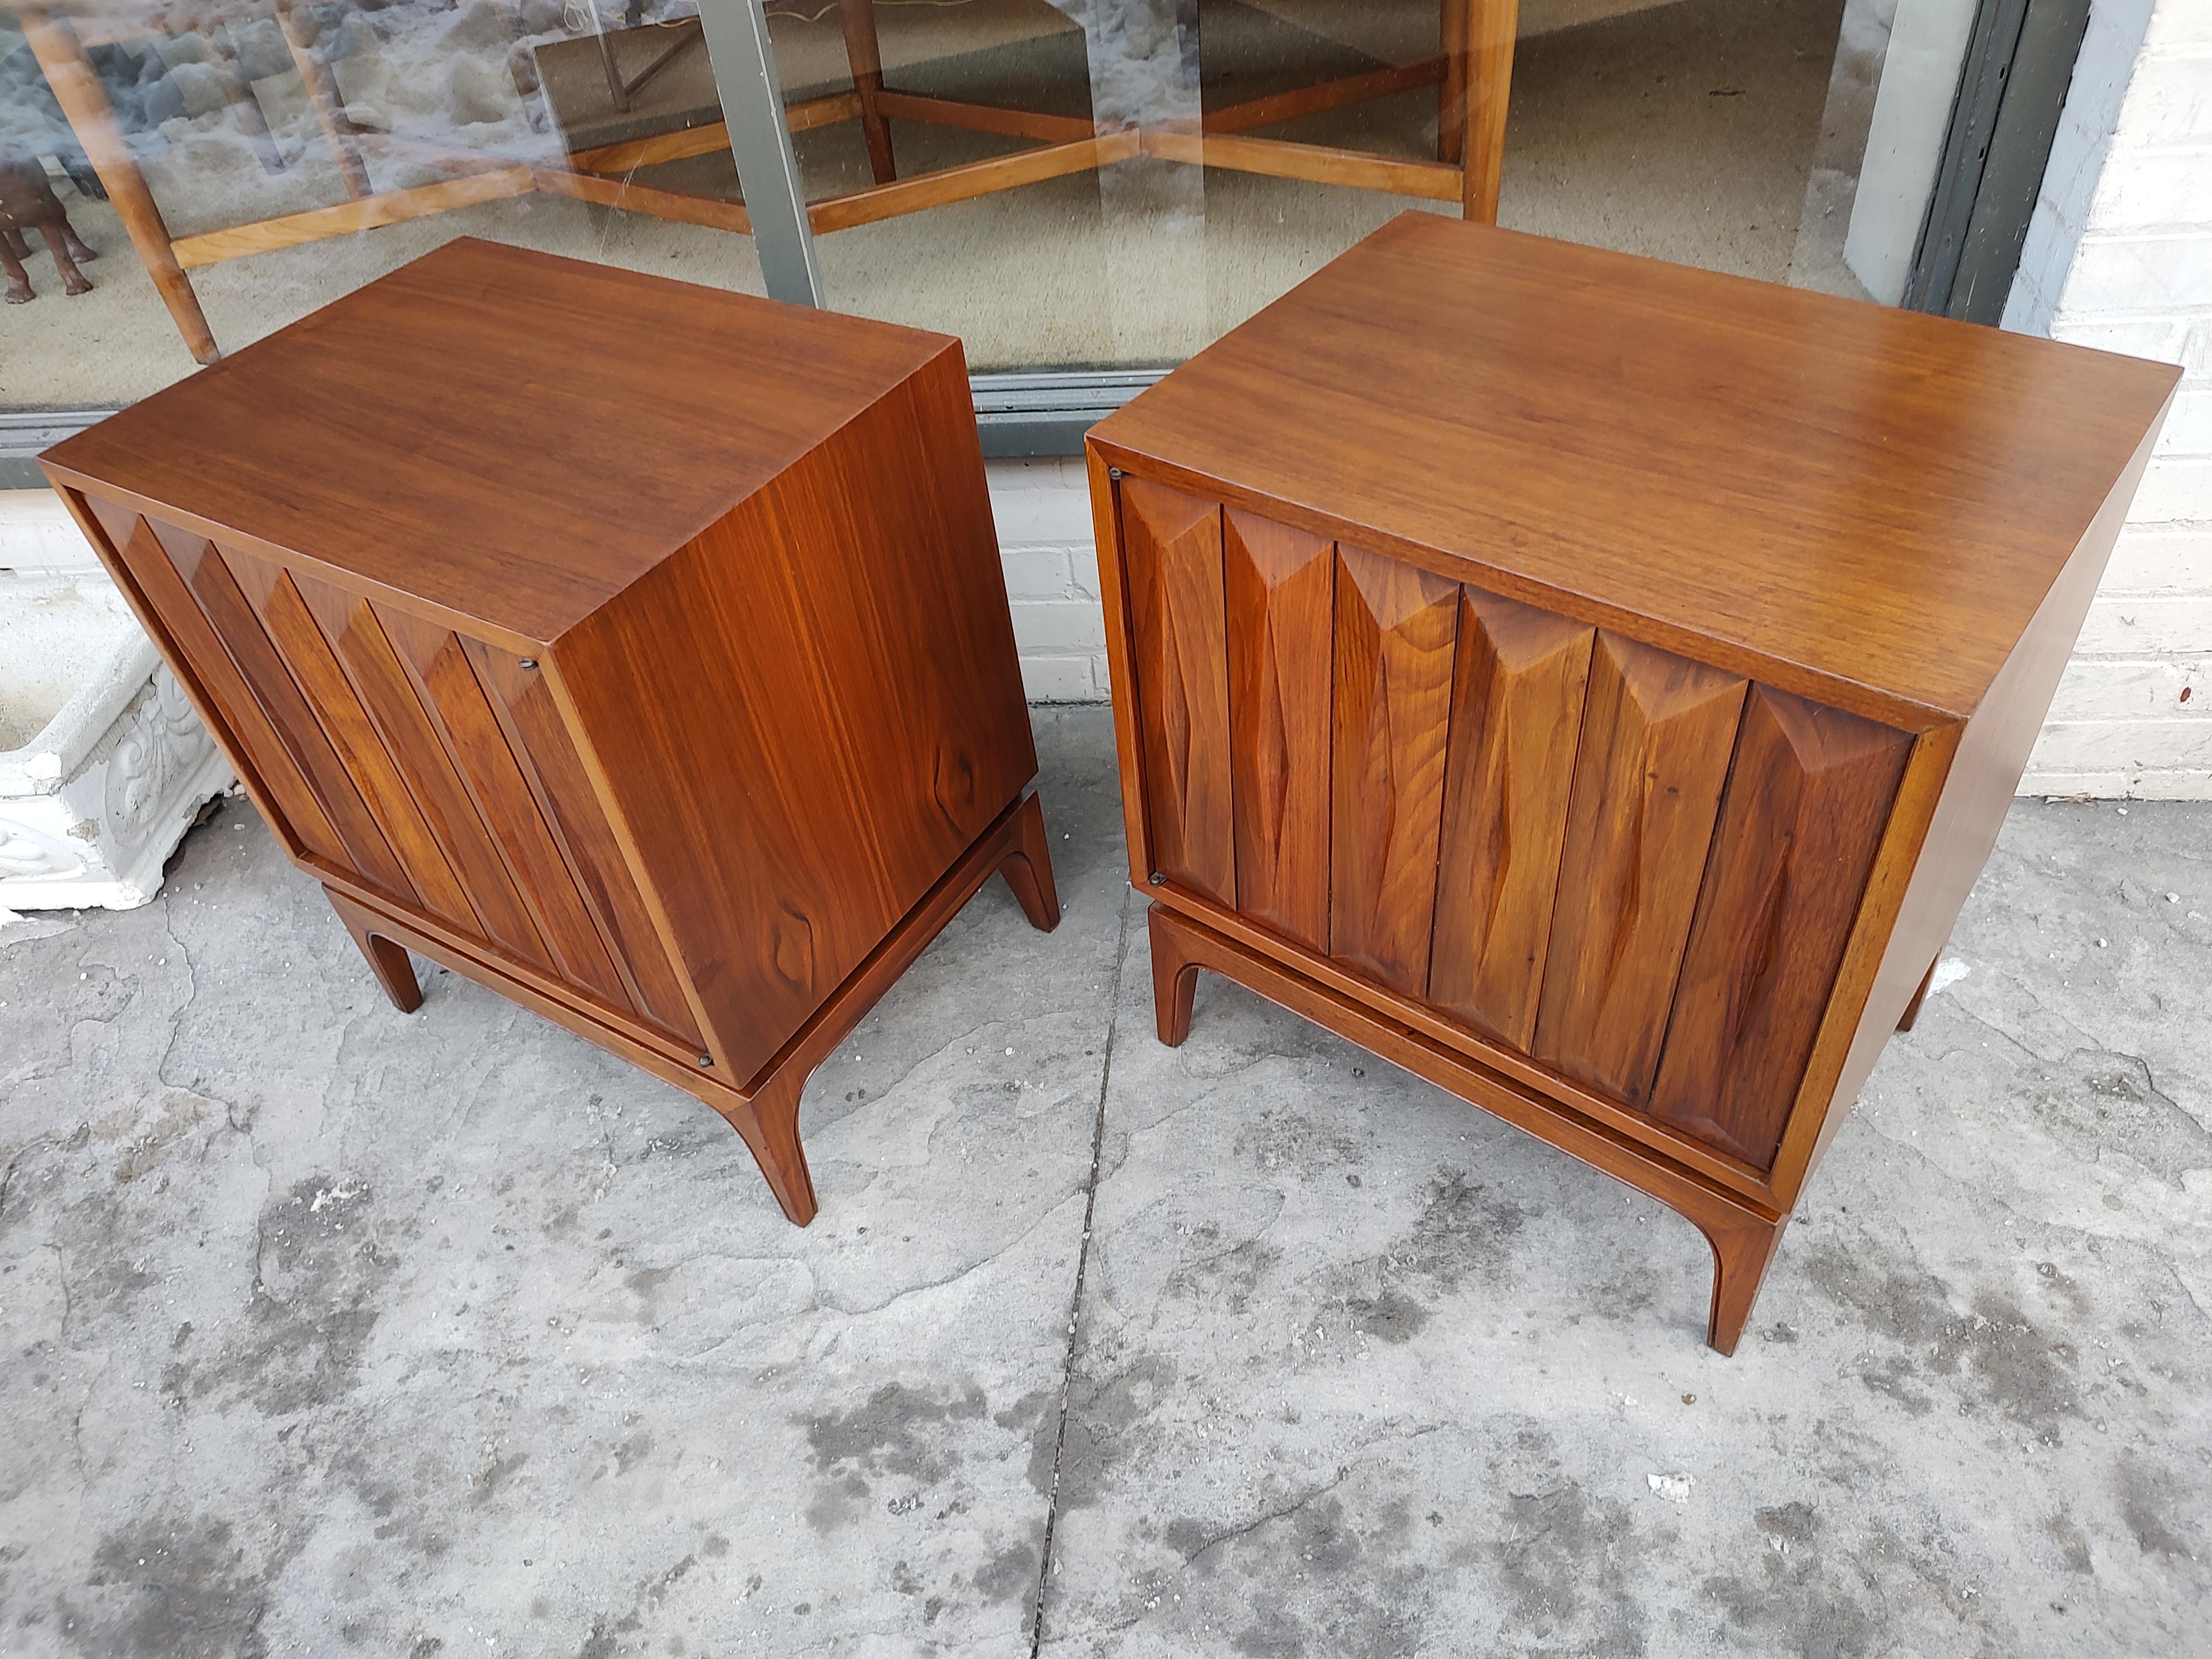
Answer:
698 0 823 307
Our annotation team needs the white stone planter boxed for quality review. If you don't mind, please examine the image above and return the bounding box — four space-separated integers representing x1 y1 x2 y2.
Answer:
1 547 232 912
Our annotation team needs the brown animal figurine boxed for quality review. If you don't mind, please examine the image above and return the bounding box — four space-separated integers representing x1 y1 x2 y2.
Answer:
0 158 96 304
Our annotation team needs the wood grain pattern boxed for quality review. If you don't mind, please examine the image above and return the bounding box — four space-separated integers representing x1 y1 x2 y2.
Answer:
1088 219 2173 1349
1224 509 1334 951
1774 406 2171 1202
467 638 705 1048
379 607 635 1014
1121 477 1235 904
228 552 478 930
1089 215 2181 729
1428 585 1594 1047
42 239 959 647
1533 633 1745 1105
170 531 418 901
1648 688 1912 1166
1329 545 1460 995
290 575 557 974
85 499 348 868
552 349 1034 1084
48 240 1053 1228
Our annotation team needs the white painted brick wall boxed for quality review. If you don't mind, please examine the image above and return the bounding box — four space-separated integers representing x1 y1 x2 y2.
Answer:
2005 0 2212 797
987 458 1113 702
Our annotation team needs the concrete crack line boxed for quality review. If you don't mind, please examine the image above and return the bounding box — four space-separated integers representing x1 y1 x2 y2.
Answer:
1027 884 1133 1659
151 904 201 1097
808 1195 1085 1322
1934 994 2197 1117
1174 1420 1451 1570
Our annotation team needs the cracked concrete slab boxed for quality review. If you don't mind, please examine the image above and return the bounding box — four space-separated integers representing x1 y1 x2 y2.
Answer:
1039 792 2212 1659
2 709 2208 1657
1 712 1126 1657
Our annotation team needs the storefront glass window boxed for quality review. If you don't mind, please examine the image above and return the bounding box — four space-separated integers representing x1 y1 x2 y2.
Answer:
0 0 1965 409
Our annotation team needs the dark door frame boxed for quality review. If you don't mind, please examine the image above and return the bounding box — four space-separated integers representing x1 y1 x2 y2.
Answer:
1904 0 2096 324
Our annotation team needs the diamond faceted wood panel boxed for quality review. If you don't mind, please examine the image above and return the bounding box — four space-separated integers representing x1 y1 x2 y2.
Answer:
1648 687 1913 1166
1112 501 1918 1167
46 238 1059 1227
1428 586 1595 1048
1328 545 1460 997
1092 211 2176 1353
1224 508 1334 952
1121 477 1235 906
1532 633 1747 1107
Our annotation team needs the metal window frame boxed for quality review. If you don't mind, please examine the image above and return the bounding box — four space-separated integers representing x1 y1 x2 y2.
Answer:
700 0 823 307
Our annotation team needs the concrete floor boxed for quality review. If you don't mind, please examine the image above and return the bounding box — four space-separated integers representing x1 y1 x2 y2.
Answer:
1 707 2206 1657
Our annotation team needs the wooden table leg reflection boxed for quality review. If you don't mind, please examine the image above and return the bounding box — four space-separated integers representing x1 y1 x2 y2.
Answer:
276 0 373 200
19 8 220 363
1147 900 1790 1354
839 0 898 184
1462 0 1515 221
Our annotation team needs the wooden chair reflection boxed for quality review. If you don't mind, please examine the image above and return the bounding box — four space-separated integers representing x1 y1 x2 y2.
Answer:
9 0 1517 363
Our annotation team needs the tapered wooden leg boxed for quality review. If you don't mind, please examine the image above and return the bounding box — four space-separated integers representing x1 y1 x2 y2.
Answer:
21 8 220 363
1896 956 1939 1032
1698 1212 1788 1357
718 1066 819 1225
278 0 373 200
1460 0 1516 222
839 0 898 184
997 789 1061 933
328 887 424 1012
1148 901 1201 1046
1438 0 1467 164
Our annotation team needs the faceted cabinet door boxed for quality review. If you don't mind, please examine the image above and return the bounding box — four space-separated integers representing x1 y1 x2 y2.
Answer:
1115 477 1913 1175
79 492 707 1058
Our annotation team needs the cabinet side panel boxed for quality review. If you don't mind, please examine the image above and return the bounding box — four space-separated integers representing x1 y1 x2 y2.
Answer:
80 493 350 871
468 640 706 1050
1329 545 1459 997
556 357 1037 1083
1123 477 1237 904
1224 509 1334 951
1428 586 1595 1049
1777 407 2168 1197
1534 632 1745 1106
1648 687 1912 1167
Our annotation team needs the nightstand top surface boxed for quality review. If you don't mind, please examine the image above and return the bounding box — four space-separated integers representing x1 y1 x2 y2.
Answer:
1092 215 2179 722
44 238 954 644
